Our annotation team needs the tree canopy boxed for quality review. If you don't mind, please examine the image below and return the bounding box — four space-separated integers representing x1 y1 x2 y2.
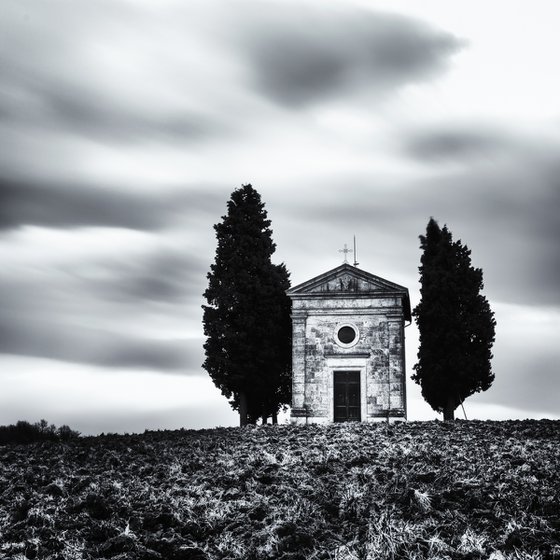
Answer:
412 218 496 420
202 184 292 425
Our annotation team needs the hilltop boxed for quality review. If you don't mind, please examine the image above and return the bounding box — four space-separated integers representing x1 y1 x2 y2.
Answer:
1 420 559 560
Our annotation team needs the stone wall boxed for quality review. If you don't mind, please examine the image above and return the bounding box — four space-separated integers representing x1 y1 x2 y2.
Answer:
290 294 406 423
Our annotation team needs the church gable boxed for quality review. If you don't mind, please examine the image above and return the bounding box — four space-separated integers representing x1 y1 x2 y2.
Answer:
287 263 407 296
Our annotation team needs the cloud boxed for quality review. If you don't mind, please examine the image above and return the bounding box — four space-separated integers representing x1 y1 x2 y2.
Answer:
47 245 209 307
0 310 203 372
233 5 464 107
0 1 229 147
0 234 210 312
88 250 206 304
401 131 560 308
0 313 200 371
0 73 224 145
0 177 223 231
404 126 512 162
0 231 210 370
269 135 560 309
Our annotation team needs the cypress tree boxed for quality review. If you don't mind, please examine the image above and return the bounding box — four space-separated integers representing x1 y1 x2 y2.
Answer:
413 218 496 420
202 184 292 426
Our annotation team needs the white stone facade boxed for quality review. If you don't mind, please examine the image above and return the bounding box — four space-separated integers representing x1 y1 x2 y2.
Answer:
287 264 410 424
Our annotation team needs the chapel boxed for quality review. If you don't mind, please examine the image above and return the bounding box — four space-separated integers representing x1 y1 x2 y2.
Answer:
287 261 410 423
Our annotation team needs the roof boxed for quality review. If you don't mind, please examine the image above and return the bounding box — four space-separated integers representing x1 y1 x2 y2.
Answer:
287 263 411 321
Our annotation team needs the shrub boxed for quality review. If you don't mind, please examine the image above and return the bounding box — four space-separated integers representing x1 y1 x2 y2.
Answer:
0 419 80 445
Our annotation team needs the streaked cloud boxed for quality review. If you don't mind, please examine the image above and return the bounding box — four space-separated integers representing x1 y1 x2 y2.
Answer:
233 5 464 107
0 177 223 230
0 314 199 371
404 125 512 162
0 230 208 370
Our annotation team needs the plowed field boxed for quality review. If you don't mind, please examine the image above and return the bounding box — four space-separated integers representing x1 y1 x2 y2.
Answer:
1 420 559 559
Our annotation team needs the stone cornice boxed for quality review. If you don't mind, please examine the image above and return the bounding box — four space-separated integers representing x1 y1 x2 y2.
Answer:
324 352 371 359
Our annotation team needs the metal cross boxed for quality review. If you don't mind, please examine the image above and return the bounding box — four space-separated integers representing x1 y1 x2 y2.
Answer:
338 243 353 263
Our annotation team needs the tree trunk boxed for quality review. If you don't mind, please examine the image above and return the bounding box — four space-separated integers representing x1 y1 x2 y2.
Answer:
443 396 455 422
261 414 268 425
239 392 248 427
272 411 278 425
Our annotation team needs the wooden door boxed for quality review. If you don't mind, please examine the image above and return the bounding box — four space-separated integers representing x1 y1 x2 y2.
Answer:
333 371 361 422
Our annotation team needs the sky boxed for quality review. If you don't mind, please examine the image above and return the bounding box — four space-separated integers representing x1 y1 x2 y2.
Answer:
1 0 559 435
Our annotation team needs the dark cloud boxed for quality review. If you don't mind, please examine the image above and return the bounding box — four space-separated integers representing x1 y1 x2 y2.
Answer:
0 312 202 372
0 70 224 145
405 126 512 162
41 90 221 145
103 254 200 304
68 249 209 305
0 1 227 146
0 177 223 231
0 238 210 370
233 6 464 107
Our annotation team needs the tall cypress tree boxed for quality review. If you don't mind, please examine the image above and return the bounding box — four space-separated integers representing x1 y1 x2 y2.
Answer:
413 218 496 421
202 184 292 426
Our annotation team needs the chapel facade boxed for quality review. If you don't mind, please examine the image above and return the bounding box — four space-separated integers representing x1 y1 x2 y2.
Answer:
287 263 410 424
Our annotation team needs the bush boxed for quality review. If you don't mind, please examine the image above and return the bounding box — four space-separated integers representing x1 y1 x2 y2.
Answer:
58 424 81 441
0 419 80 444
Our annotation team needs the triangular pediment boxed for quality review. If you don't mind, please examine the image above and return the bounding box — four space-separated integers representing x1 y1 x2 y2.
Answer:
287 263 408 296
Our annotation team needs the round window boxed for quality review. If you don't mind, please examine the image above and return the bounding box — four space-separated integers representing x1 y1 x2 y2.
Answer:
335 323 359 348
338 326 356 344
